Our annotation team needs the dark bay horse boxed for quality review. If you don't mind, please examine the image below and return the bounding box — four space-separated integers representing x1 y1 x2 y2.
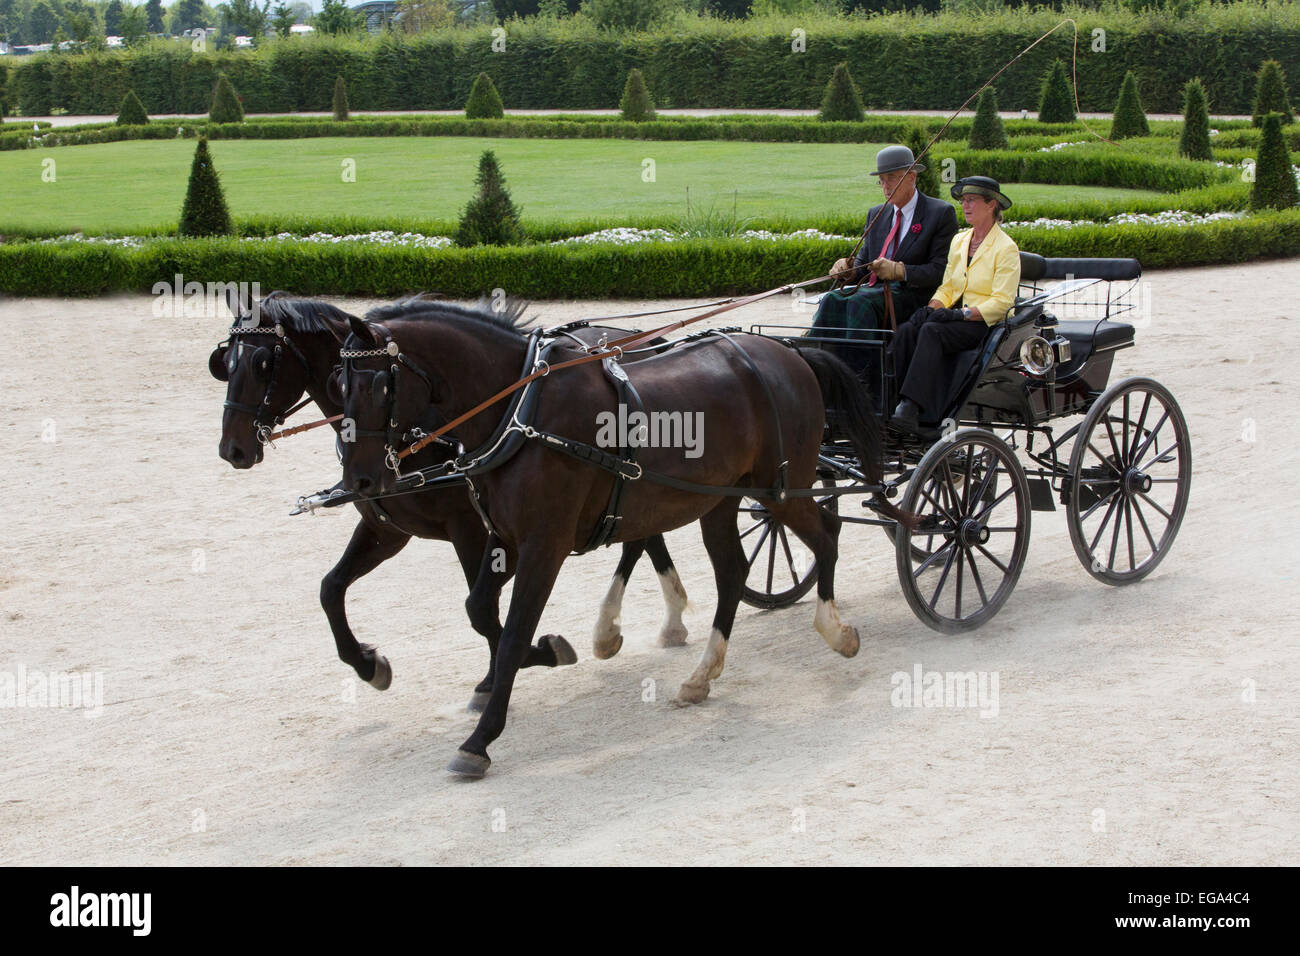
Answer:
338 300 907 777
210 290 689 711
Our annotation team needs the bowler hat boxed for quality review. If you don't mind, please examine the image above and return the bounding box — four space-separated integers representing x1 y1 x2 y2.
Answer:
870 145 925 176
950 175 1012 210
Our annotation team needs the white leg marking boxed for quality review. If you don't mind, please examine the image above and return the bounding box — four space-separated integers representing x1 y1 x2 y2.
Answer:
676 628 727 704
655 567 690 647
592 575 626 659
814 598 860 658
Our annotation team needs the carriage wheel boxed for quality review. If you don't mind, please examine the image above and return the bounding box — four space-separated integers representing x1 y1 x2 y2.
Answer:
882 456 998 563
895 429 1031 633
740 479 839 610
1066 377 1191 585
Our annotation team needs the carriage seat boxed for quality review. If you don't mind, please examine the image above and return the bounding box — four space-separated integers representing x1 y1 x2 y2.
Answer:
1018 253 1142 283
1053 319 1135 373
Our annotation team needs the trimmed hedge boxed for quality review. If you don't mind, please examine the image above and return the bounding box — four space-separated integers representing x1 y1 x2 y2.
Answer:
0 113 1200 153
5 209 1299 298
9 7 1300 117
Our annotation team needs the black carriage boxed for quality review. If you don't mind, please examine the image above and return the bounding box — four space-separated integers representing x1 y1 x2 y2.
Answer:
740 253 1192 632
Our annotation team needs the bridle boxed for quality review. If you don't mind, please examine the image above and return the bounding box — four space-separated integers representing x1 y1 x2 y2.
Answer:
338 334 457 480
213 322 314 446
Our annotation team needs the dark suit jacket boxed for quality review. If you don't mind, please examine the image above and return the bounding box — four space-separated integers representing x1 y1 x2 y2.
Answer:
849 191 959 315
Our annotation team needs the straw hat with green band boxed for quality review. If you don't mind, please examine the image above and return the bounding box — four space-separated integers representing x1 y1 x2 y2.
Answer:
950 175 1012 210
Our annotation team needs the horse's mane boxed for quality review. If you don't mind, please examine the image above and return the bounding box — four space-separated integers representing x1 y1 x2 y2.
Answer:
362 295 533 340
257 291 357 337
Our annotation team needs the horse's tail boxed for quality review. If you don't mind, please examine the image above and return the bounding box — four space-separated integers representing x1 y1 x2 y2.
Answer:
795 345 919 533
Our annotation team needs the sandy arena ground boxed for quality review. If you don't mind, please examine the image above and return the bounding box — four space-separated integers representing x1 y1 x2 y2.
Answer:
1 259 1297 865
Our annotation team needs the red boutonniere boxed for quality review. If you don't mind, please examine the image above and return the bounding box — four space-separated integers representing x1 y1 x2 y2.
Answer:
910 223 923 233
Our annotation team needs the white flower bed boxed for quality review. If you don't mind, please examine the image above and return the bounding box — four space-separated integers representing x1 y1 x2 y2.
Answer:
252 230 454 248
549 227 676 245
1037 140 1087 152
550 227 851 245
37 233 146 247
1015 210 1246 229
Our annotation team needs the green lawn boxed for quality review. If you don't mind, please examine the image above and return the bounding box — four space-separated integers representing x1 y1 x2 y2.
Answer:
0 137 1161 235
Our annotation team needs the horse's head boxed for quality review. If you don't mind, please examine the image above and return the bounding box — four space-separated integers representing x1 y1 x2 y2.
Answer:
211 288 314 468
337 314 441 496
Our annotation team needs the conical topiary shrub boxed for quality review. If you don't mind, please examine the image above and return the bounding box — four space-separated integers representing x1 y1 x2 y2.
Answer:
968 86 1008 150
1179 77 1213 160
1250 112 1299 210
1252 59 1294 127
209 73 244 124
332 75 349 122
819 62 864 123
116 89 149 126
179 136 234 237
1110 71 1149 140
619 68 656 122
465 72 504 120
902 123 940 198
1038 59 1076 124
455 149 523 247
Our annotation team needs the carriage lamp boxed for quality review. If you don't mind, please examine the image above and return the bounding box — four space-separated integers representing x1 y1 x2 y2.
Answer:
1019 335 1071 376
1019 336 1056 376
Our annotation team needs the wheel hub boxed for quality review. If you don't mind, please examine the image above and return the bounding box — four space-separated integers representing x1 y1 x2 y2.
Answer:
958 518 990 548
1123 468 1152 496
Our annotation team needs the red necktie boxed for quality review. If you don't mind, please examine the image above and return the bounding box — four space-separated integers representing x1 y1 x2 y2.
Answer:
868 208 902 287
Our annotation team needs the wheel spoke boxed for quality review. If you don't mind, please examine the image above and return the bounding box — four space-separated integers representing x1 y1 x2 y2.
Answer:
1087 441 1123 475
1108 492 1124 571
1121 393 1130 467
1088 492 1122 554
1129 409 1171 465
1137 490 1172 521
1131 496 1160 555
975 543 1011 575
777 525 800 587
1080 485 1120 522
928 543 959 611
766 523 778 594
961 445 976 514
745 521 773 568
918 479 957 525
914 538 956 577
965 548 990 607
970 448 996 507
1124 497 1136 572
955 543 965 619
972 483 1015 524
738 509 767 541
941 459 963 516
1104 416 1124 469
1129 391 1153 463
1135 440 1180 474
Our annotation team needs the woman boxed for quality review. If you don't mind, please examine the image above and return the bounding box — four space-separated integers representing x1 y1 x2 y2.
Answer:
888 176 1021 431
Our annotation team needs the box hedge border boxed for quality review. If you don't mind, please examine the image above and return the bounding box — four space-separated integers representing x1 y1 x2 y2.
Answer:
3 208 1297 298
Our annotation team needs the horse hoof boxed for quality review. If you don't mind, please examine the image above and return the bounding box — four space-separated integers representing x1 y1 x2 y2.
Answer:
656 623 688 648
542 634 578 667
675 680 710 705
447 750 491 779
466 691 491 714
593 632 623 661
368 653 393 691
839 626 860 659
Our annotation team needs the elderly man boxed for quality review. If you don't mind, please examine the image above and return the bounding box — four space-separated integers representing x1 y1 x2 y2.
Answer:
810 145 959 376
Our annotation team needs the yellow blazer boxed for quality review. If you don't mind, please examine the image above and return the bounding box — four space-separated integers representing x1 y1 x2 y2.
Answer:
931 222 1021 325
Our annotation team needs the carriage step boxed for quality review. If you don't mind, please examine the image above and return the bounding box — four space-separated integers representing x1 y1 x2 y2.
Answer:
1027 477 1056 512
